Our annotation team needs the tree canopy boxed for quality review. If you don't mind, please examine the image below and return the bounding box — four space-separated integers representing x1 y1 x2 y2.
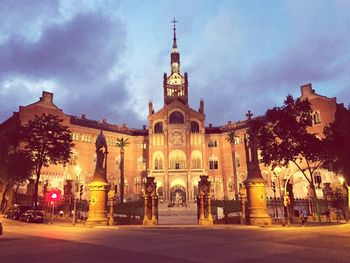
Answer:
325 105 350 182
253 95 330 221
253 95 329 180
20 114 74 208
0 149 34 212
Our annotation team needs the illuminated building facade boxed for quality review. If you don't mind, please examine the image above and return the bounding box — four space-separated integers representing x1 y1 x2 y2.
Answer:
0 26 343 207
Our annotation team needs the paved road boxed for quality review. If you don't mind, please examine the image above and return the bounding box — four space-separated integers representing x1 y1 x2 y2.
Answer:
1 219 350 262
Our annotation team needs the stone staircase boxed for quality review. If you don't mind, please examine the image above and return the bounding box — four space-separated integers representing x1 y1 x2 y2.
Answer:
158 203 198 225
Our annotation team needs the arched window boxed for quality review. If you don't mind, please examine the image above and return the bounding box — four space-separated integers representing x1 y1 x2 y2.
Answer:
134 177 141 194
137 157 146 171
191 121 199 133
69 149 79 165
235 154 241 168
169 150 186 169
312 111 321 125
115 156 120 170
192 156 201 169
154 122 163 134
169 111 184 124
209 156 219 170
154 157 163 170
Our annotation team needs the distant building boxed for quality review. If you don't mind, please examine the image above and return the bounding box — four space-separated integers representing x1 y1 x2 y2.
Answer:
0 26 343 207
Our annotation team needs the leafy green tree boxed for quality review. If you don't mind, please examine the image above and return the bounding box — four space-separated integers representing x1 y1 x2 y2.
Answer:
225 131 239 199
116 137 129 203
0 150 34 212
325 106 350 182
20 114 74 209
253 95 330 222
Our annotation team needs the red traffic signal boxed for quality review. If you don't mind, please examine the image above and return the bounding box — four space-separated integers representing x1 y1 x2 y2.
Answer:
46 189 61 202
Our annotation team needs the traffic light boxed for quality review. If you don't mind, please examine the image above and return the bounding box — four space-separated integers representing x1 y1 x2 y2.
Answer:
271 182 276 192
283 195 290 206
80 185 84 199
47 189 61 202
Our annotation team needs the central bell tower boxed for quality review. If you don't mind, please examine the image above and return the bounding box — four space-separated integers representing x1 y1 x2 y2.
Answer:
163 18 188 105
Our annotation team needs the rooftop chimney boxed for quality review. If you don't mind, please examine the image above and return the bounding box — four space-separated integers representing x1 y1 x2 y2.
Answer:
301 83 313 97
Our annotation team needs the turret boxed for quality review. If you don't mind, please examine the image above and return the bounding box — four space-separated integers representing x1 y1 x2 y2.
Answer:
149 100 153 116
163 19 188 106
199 99 204 114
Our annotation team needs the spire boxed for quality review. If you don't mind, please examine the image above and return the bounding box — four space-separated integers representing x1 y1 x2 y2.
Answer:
171 17 178 49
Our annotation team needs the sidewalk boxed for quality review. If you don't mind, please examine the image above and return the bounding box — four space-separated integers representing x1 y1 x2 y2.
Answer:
2 212 348 230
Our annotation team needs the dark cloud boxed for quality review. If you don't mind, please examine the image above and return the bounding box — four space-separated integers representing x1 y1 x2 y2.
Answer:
0 12 143 128
189 34 350 125
0 13 125 82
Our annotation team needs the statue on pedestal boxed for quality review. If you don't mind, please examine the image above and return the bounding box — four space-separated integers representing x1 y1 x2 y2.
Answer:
244 111 271 225
86 130 110 225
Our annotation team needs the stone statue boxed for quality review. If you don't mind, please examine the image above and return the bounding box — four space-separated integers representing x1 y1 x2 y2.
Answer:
95 130 108 171
87 130 110 225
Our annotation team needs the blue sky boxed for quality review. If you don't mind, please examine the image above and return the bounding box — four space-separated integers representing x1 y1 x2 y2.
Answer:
0 0 349 127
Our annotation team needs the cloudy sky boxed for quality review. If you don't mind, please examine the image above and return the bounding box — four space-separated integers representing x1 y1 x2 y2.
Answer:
0 0 349 128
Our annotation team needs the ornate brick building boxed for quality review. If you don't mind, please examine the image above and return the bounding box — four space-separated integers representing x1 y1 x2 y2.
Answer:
0 27 343 207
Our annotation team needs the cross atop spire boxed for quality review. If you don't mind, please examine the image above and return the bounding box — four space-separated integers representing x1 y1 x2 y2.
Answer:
171 17 178 49
246 110 253 120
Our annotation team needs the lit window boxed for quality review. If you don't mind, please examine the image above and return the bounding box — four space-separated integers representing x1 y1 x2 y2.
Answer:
209 160 218 170
192 156 201 169
312 111 321 125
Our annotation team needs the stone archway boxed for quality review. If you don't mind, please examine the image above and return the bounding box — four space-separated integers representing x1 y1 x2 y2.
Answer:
170 184 186 207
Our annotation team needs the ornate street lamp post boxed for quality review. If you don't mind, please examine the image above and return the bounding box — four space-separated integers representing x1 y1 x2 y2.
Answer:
273 166 285 226
72 165 81 226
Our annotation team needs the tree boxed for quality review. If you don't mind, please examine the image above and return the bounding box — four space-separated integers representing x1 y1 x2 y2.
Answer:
116 137 129 203
0 150 33 212
225 131 239 199
253 95 330 222
325 105 350 182
20 114 74 209
325 106 350 219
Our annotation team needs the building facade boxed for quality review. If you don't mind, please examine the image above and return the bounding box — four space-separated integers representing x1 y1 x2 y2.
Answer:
0 27 343 207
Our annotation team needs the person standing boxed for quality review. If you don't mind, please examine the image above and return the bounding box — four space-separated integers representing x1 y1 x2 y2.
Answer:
300 211 306 227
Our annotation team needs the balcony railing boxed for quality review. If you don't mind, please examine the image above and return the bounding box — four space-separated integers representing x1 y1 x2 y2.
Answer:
168 169 187 174
149 168 205 174
190 169 204 173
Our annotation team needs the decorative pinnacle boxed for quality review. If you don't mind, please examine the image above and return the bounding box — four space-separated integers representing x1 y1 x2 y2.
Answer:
171 17 178 49
246 110 253 120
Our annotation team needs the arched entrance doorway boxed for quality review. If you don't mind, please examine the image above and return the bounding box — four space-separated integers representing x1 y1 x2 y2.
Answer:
170 185 186 207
